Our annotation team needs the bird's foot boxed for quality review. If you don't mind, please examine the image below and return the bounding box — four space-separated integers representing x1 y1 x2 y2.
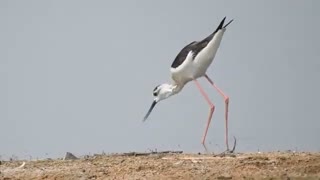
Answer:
201 142 211 154
214 136 237 157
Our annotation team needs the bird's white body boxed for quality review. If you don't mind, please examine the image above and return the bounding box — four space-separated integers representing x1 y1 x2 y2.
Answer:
170 29 226 87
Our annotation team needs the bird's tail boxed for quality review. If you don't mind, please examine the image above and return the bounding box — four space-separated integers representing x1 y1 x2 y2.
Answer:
214 17 234 32
201 17 234 43
223 18 234 28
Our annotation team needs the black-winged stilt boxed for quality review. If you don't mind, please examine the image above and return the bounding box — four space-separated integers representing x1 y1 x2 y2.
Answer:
143 17 234 151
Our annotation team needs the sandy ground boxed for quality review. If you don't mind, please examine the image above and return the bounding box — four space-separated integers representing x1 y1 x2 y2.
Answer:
1 151 320 180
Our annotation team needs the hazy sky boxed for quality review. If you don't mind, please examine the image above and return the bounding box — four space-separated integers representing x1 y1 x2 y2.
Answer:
1 0 320 160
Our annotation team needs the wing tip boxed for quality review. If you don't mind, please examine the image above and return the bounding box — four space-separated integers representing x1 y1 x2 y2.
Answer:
223 18 234 28
218 17 227 30
215 16 233 32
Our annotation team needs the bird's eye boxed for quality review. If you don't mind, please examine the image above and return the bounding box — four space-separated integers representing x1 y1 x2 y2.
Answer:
153 91 158 96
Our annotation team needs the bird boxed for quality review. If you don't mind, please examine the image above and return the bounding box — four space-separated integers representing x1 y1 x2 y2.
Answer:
142 17 234 152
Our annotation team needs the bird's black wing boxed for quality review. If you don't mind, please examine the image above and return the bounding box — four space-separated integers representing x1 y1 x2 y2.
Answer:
171 41 197 68
170 17 228 69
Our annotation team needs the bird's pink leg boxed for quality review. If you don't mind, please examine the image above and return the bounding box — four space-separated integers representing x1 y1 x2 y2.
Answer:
204 74 230 150
194 79 215 145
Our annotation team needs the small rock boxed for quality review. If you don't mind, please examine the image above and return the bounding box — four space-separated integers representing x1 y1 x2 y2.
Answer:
63 152 78 160
217 175 232 179
174 161 183 165
88 175 97 179
191 159 199 163
99 171 108 176
41 175 49 179
18 162 26 168
136 166 142 171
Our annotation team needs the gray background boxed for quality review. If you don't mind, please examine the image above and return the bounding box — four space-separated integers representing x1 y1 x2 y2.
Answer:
1 0 319 160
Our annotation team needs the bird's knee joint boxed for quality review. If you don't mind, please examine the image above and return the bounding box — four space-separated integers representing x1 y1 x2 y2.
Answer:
225 97 229 104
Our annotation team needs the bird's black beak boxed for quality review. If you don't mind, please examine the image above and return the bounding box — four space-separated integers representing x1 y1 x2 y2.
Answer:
142 100 157 122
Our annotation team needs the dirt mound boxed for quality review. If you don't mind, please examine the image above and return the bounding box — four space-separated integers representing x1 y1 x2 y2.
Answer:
1 151 320 179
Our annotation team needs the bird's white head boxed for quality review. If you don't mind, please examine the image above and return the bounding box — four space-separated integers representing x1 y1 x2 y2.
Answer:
142 83 178 122
153 83 176 103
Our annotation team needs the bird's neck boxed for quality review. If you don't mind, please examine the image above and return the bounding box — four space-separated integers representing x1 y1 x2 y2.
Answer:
172 83 184 94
